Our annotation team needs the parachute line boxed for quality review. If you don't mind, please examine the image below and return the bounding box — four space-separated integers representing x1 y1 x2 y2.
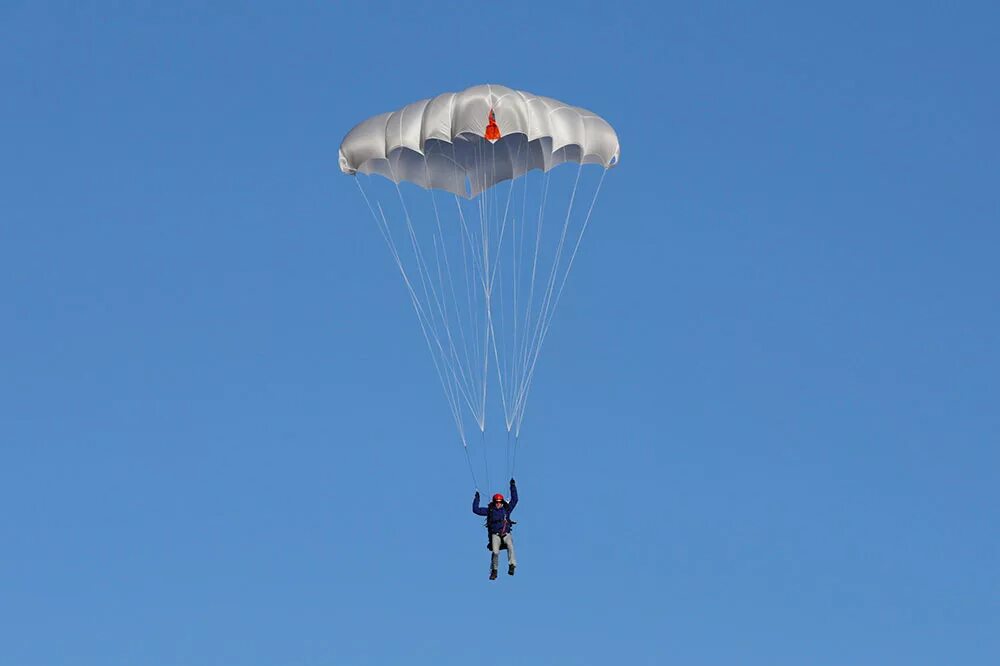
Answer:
354 177 470 449
513 168 607 435
352 154 608 483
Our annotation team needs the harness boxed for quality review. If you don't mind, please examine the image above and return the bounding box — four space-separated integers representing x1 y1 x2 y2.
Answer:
484 501 517 550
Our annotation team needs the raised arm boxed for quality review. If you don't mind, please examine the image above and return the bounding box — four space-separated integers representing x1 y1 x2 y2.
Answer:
508 478 518 511
472 491 488 516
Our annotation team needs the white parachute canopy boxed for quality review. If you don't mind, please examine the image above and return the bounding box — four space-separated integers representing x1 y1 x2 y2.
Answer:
341 84 619 488
340 84 620 197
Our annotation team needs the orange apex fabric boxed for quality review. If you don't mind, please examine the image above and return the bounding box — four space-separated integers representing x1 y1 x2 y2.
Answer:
484 109 501 143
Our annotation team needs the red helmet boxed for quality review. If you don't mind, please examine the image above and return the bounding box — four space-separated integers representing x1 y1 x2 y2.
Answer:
492 493 504 502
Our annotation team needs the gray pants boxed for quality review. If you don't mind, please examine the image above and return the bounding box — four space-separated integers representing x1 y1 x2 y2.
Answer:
490 533 516 571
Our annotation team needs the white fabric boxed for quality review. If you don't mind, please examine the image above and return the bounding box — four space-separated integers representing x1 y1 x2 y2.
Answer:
339 84 620 197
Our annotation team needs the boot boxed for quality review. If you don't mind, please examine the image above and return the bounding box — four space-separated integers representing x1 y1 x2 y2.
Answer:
489 569 498 580
508 564 516 576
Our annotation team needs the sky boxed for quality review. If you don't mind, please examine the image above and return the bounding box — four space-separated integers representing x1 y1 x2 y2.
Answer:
2 1 998 664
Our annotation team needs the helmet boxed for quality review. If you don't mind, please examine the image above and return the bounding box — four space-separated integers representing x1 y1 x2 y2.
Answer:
492 493 504 502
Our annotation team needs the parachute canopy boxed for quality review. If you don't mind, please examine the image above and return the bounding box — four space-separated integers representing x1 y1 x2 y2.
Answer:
339 84 620 197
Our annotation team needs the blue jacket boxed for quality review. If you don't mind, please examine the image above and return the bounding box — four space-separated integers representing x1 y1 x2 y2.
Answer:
473 481 518 535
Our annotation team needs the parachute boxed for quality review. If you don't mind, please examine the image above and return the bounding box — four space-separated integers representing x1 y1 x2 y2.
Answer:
341 84 619 488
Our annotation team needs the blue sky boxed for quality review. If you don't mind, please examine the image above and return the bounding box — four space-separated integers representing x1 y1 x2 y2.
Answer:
2 2 998 664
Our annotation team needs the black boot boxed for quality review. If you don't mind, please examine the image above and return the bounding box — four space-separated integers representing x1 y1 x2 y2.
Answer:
489 569 498 580
508 564 516 576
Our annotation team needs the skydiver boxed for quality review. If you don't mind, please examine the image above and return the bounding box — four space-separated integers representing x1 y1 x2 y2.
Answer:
473 478 518 580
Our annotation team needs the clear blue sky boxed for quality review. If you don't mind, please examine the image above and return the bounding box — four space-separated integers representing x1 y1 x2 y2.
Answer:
2 2 998 664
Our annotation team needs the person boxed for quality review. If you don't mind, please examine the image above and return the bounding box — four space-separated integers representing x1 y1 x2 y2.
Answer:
473 478 518 580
